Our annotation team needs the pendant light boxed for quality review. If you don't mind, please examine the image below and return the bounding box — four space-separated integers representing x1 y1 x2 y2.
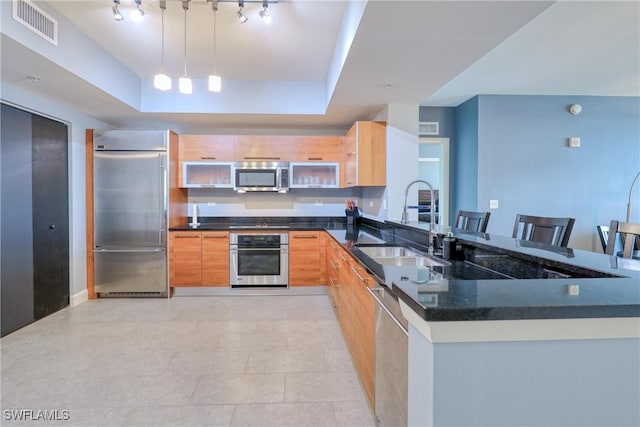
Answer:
153 0 171 91
208 1 222 92
179 0 192 94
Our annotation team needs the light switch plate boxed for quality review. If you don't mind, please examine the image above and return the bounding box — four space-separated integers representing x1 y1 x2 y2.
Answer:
568 137 581 147
489 199 499 209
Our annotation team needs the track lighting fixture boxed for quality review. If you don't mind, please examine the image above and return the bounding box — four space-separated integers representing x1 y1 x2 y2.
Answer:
131 0 145 22
179 0 192 94
153 0 171 91
237 0 248 24
259 1 271 24
112 0 123 21
208 1 222 92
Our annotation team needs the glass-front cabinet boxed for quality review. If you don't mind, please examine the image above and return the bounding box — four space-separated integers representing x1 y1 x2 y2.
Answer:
182 162 233 188
290 162 340 188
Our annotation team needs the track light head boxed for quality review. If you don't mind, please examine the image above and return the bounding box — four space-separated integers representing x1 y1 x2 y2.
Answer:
259 3 271 24
112 0 123 21
131 0 144 23
237 0 248 23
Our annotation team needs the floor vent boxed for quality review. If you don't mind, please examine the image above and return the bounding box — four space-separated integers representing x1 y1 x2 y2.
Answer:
12 0 58 46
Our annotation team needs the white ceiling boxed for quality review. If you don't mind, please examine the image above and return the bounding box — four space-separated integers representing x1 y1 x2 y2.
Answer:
2 0 639 133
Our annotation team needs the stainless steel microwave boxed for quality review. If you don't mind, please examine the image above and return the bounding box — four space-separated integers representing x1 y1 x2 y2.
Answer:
233 161 290 193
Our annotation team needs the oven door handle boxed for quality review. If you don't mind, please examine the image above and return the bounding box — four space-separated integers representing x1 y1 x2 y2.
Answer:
232 247 285 251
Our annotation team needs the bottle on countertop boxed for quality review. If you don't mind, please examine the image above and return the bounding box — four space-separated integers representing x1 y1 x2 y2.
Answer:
442 232 456 260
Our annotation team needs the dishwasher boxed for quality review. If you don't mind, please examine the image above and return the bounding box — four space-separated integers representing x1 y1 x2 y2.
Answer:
368 286 409 427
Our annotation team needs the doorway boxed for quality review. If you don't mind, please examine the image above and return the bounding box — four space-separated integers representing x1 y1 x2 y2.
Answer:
418 137 449 226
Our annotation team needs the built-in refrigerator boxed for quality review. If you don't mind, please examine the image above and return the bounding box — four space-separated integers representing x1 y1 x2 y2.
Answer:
93 130 169 297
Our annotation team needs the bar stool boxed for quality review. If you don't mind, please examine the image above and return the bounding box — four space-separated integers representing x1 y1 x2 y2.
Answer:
512 214 575 247
454 210 490 232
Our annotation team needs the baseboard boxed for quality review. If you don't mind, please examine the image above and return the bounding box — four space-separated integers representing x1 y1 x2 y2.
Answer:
172 286 328 297
70 289 89 306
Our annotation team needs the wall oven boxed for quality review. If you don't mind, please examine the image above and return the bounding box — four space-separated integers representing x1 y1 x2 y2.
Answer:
230 233 288 288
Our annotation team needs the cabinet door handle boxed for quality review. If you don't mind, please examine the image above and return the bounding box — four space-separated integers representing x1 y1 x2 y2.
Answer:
346 152 354 158
293 235 318 239
329 277 340 288
329 259 340 269
203 235 228 239
307 157 323 161
200 156 216 160
243 157 281 160
174 235 199 238
338 252 347 262
351 266 368 284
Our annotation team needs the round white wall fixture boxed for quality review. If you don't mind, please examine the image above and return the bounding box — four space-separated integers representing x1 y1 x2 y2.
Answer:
569 104 582 115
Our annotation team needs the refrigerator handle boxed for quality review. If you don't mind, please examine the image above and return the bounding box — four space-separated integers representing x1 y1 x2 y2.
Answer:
158 152 166 246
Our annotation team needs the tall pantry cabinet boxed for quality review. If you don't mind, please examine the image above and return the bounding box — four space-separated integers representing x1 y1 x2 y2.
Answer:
0 103 70 337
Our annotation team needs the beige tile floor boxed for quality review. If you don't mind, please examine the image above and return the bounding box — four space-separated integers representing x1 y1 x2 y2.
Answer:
1 295 375 426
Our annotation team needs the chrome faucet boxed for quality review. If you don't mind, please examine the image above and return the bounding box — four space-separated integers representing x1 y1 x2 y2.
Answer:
402 179 436 233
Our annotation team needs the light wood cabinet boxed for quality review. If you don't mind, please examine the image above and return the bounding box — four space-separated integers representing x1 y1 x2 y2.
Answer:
202 231 230 287
290 136 344 162
325 233 376 409
344 121 386 187
234 135 291 161
169 231 202 287
170 230 230 287
289 231 324 286
180 135 235 161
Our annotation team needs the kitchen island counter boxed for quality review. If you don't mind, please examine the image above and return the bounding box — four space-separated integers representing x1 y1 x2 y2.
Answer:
327 222 640 427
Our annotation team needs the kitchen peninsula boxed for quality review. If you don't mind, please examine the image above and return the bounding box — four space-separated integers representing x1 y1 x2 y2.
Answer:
169 216 640 426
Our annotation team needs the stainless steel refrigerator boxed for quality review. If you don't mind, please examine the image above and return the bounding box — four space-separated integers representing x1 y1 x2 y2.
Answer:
93 130 169 297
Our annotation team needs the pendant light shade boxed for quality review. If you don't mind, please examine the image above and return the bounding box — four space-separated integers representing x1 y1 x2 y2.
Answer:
179 1 192 94
154 73 172 91
208 2 222 93
153 1 171 91
208 75 221 92
179 77 192 94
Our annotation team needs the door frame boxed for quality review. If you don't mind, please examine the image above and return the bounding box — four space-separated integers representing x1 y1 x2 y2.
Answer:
418 137 450 226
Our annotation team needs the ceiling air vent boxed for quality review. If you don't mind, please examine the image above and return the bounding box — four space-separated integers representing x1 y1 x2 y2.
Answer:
419 122 440 136
12 0 58 46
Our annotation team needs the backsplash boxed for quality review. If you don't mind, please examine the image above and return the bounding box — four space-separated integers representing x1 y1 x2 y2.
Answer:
188 188 363 218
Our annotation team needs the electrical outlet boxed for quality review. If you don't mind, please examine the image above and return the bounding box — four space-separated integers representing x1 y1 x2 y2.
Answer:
207 202 216 207
369 201 374 207
568 137 581 147
489 199 499 209
315 200 323 206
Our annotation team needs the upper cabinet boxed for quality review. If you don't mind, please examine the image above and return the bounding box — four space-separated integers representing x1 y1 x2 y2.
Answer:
234 135 291 161
290 136 344 162
290 162 340 188
180 135 234 161
344 121 386 187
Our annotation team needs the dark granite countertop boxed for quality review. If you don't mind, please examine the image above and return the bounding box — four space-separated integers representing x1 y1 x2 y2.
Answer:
326 221 640 322
171 216 640 322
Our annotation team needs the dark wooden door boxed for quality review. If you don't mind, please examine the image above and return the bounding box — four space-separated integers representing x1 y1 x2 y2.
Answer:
0 104 69 336
31 114 69 319
1 104 35 336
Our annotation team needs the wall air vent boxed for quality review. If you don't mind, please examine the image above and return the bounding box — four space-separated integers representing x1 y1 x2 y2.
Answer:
12 0 58 46
419 122 440 136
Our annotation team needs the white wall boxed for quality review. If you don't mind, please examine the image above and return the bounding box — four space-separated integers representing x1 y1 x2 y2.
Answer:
362 103 419 222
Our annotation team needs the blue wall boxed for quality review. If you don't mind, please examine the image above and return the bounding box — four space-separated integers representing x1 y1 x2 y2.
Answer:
448 95 640 251
452 97 480 226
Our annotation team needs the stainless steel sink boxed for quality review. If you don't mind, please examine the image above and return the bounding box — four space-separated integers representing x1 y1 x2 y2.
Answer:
372 256 446 267
357 246 418 258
